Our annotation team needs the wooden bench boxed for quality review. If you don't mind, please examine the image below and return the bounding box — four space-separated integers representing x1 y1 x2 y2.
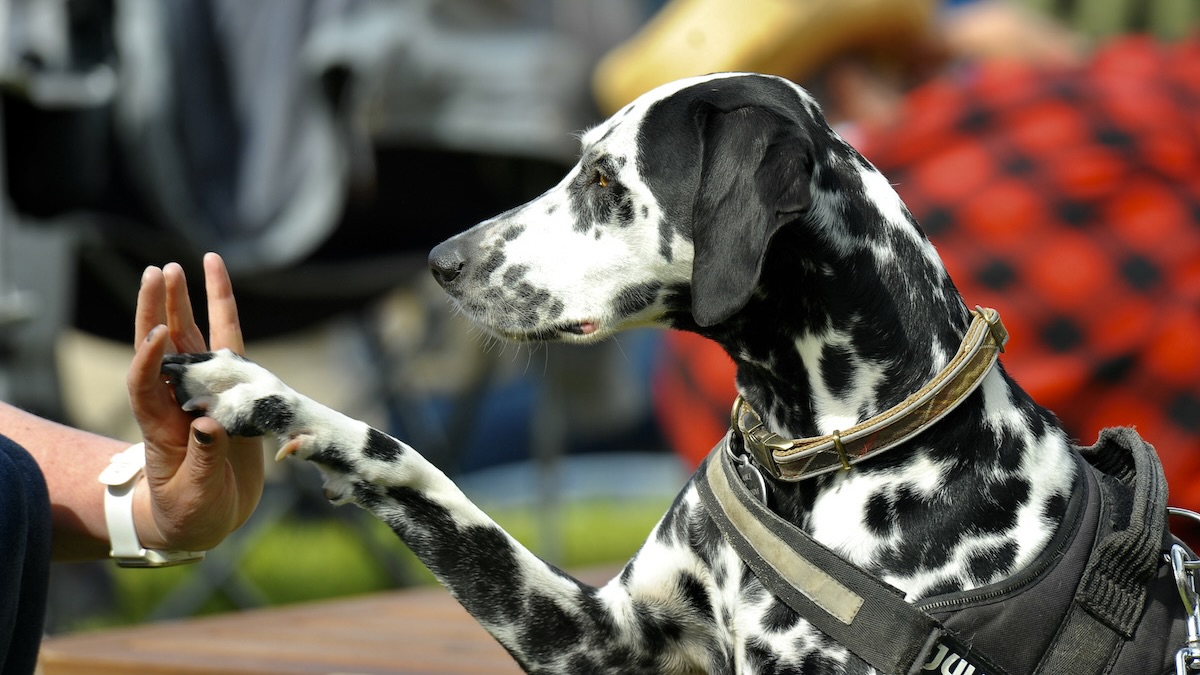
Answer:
40 584 526 675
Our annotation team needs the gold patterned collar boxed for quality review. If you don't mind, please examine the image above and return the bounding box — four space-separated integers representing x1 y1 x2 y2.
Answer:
731 306 1009 482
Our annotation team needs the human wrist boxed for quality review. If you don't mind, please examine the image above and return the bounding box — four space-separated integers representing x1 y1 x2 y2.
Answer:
99 443 204 567
131 474 169 550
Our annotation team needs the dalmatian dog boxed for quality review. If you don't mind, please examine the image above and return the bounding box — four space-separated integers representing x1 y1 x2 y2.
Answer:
163 73 1078 673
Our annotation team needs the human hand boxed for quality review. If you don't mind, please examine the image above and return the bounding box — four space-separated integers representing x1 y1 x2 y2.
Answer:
126 253 265 551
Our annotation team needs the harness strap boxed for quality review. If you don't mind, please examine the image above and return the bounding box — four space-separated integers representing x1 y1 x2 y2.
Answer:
695 444 1000 675
1034 427 1171 675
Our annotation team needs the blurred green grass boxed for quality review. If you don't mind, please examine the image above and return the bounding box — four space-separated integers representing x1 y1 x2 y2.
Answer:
97 497 669 628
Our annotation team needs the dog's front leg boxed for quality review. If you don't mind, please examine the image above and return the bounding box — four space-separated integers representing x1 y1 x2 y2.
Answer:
161 350 726 674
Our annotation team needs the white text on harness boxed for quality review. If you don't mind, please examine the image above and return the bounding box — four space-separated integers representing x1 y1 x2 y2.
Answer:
923 643 988 675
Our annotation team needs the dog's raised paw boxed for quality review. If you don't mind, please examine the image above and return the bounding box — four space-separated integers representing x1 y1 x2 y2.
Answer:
161 349 297 438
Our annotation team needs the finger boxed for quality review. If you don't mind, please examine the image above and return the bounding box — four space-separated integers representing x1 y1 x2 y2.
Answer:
127 324 189 442
134 267 167 346
164 262 208 353
203 252 246 354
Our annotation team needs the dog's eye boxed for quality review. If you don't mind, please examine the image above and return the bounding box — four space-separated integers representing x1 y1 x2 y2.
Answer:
594 170 610 188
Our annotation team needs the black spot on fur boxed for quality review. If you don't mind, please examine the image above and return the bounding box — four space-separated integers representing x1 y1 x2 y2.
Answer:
761 597 801 633
676 572 714 624
474 249 506 283
247 394 294 435
978 477 1030 533
308 446 355 475
501 224 525 241
658 218 675 263
995 425 1025 472
819 343 855 399
633 600 684 652
864 491 892 536
612 282 663 319
518 594 584 663
966 541 1018 582
1042 492 1069 522
363 428 404 462
502 264 528 285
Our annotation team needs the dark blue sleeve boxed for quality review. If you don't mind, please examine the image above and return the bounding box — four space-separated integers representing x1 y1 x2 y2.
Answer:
0 434 51 675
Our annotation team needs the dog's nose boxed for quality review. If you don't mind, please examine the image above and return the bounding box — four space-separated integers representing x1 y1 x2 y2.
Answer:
429 242 465 288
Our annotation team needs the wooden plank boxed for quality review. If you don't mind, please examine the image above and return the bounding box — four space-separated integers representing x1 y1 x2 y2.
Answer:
39 587 522 675
40 569 617 675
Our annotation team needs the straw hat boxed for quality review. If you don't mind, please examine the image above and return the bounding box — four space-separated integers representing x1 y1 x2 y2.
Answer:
593 0 938 114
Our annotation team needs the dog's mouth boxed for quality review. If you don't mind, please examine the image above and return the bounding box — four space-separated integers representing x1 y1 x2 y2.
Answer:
499 320 601 343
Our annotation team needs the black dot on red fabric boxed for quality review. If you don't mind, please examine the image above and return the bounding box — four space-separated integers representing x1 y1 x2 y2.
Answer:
1002 152 1037 177
1040 316 1085 352
976 258 1017 291
919 206 953 238
1094 354 1136 384
1095 125 1136 153
960 107 995 134
1120 254 1162 292
1168 392 1200 432
1056 199 1095 228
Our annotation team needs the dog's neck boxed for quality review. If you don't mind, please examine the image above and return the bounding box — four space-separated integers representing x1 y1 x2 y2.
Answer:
687 169 1077 596
705 219 974 443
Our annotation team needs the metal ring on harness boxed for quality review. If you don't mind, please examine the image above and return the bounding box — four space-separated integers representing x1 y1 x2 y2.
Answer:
725 433 770 505
1167 507 1200 674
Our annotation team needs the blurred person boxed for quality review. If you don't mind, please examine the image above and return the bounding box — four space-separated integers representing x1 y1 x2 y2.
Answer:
604 2 1200 529
0 253 263 675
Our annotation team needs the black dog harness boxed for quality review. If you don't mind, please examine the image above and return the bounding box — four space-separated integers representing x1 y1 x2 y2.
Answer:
697 425 1191 675
695 306 1193 673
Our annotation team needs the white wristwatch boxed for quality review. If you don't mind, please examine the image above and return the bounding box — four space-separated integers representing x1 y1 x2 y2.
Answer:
99 443 205 568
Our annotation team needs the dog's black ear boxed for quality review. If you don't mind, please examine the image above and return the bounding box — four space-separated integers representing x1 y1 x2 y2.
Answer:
689 104 812 327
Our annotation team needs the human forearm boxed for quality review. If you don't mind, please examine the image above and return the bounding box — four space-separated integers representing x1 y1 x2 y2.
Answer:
0 401 136 560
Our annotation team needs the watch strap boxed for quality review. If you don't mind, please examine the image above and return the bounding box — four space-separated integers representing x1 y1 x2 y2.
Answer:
100 443 205 567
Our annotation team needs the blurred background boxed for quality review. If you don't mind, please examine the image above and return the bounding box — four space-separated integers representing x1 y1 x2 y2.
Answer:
0 0 1196 635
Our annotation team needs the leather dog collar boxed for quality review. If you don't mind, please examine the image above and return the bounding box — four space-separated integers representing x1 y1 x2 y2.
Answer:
732 306 1009 482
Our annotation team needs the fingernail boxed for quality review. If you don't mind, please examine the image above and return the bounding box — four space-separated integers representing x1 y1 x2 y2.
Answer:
193 428 214 445
145 325 161 342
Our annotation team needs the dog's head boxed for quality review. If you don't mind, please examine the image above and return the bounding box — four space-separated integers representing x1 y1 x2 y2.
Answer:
429 73 882 342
